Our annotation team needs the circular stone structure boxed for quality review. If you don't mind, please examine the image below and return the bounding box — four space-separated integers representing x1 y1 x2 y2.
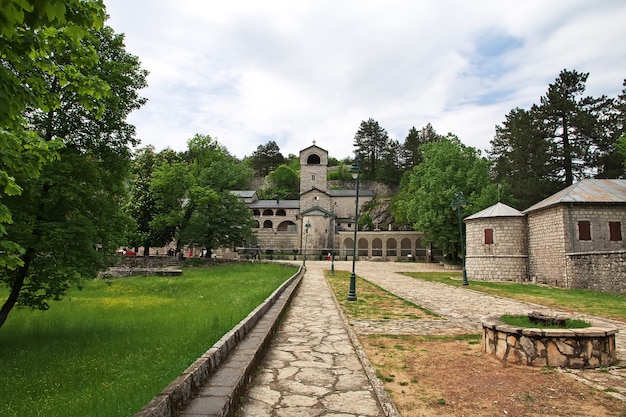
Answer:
481 313 618 369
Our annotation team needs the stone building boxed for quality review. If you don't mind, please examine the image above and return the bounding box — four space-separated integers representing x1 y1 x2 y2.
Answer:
234 144 429 260
465 179 626 293
464 202 528 282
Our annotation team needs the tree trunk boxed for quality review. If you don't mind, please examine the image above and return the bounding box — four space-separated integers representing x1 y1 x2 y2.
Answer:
562 115 573 186
0 249 34 329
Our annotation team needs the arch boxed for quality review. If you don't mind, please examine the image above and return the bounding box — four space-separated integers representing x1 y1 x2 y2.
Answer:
276 209 286 216
252 209 260 216
386 238 397 256
263 220 273 229
358 238 368 257
400 238 412 256
372 238 383 257
343 238 354 257
277 220 296 232
252 220 260 228
307 154 321 165
263 209 274 216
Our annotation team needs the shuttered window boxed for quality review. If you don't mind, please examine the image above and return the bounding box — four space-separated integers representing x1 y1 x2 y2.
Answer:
484 228 494 244
578 221 591 241
609 222 622 241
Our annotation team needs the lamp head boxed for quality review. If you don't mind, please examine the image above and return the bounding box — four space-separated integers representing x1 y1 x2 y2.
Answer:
349 161 361 179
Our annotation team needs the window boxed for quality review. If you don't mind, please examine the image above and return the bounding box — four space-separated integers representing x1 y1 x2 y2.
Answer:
484 228 494 245
578 221 591 241
312 174 316 181
609 221 622 241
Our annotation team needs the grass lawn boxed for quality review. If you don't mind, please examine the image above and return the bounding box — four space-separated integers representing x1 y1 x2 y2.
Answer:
0 263 297 417
402 271 626 322
325 270 438 320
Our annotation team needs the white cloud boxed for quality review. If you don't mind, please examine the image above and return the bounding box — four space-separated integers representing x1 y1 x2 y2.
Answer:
104 0 626 160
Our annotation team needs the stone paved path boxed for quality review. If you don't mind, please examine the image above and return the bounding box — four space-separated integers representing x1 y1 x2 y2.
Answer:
237 262 388 416
238 261 626 415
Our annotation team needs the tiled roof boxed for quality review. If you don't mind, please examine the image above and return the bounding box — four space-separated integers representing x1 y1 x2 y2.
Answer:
524 179 626 213
248 200 301 209
465 202 524 220
231 190 257 198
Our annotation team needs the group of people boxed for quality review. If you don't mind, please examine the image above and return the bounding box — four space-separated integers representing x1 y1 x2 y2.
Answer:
165 247 214 260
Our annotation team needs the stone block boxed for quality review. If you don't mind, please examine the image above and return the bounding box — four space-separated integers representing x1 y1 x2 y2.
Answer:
555 340 575 356
546 341 568 368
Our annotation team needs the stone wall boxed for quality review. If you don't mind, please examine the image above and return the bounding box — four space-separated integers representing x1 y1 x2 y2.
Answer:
466 256 528 282
329 180 396 197
566 250 626 294
465 216 528 282
482 314 618 369
527 206 568 286
116 256 182 268
567 205 626 253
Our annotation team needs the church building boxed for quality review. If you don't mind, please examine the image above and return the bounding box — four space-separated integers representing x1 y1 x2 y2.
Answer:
234 144 427 260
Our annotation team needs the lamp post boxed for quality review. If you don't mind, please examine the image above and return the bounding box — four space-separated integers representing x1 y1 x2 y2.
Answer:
325 212 336 275
303 220 311 267
331 217 336 276
347 158 361 301
450 191 469 286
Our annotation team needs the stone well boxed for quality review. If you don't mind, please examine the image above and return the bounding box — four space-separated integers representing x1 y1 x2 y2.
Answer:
481 313 618 369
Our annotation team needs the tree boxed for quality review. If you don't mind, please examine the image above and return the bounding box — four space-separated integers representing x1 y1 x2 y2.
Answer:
179 191 255 255
394 136 496 257
149 158 194 251
490 70 624 207
0 18 147 329
377 138 403 185
617 134 626 166
0 0 106 273
353 118 390 179
177 134 254 254
139 135 254 256
259 164 300 200
534 69 608 185
402 123 442 169
596 80 626 178
248 140 285 176
489 107 562 209
126 147 185 255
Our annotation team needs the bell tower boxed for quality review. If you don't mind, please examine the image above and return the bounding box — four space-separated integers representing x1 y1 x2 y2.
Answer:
299 143 328 193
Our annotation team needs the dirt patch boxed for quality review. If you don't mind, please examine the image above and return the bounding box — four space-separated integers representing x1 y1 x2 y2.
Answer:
361 334 626 417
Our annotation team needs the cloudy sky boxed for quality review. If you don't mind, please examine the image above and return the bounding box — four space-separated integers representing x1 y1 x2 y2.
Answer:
104 0 626 160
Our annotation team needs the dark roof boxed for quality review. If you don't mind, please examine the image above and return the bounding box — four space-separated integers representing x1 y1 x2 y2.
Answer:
524 179 626 213
231 190 257 198
465 202 524 221
249 200 300 209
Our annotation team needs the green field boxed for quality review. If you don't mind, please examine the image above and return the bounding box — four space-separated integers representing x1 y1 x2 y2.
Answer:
0 263 297 417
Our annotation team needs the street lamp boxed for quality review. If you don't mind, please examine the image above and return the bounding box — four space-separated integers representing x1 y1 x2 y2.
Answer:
450 191 469 286
347 158 361 301
303 220 311 267
324 212 336 276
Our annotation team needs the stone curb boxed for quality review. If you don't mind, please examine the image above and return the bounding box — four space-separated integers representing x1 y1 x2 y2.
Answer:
325 273 401 417
133 265 305 417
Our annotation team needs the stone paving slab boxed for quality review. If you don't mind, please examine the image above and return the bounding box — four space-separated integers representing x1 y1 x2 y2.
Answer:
237 263 390 417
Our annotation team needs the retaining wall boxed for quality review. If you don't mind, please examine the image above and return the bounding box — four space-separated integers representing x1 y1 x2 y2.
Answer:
566 250 626 294
133 265 304 417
